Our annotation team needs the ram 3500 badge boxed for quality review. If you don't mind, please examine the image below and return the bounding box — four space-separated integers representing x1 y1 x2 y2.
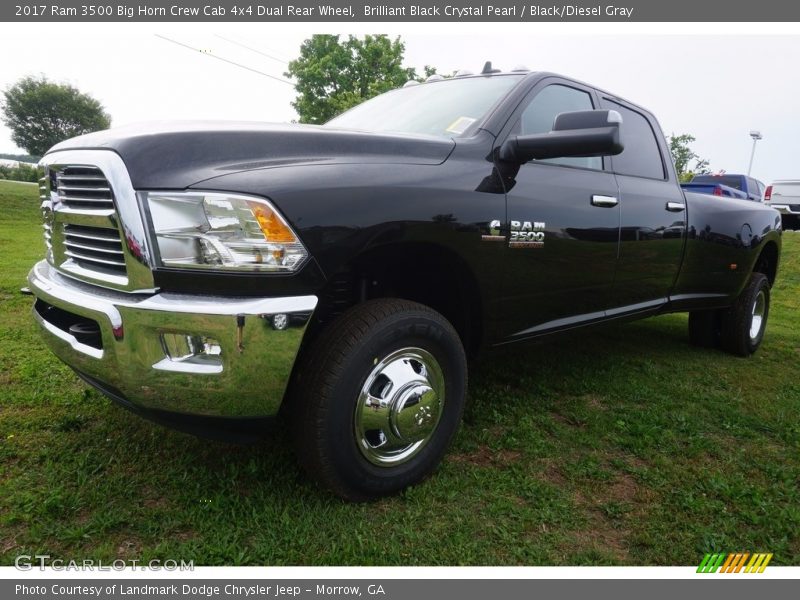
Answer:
28 64 782 500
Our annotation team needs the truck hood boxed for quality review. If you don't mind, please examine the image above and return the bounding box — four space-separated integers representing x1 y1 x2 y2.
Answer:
46 121 456 189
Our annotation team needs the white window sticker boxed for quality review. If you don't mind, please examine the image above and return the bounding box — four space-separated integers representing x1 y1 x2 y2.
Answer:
446 116 477 134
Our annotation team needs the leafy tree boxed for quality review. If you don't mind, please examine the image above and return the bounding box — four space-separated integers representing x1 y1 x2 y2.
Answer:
668 133 711 183
287 35 426 124
1 76 111 156
0 162 39 183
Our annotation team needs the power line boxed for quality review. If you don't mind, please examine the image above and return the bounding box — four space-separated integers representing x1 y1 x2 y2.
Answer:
154 34 294 87
214 34 289 65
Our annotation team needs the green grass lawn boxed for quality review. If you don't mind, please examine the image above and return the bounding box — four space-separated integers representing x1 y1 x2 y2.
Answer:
1 178 798 565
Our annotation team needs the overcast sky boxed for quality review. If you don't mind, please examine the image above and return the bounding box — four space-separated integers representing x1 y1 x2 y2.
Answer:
0 25 798 184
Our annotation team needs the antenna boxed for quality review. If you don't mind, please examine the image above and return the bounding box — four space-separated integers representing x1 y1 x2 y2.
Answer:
481 61 501 74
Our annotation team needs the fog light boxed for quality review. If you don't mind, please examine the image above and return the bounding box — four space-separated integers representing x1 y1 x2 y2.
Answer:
154 333 223 374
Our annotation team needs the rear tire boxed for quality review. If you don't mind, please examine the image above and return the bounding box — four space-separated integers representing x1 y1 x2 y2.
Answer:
290 298 467 501
688 310 721 348
720 273 770 357
781 215 799 231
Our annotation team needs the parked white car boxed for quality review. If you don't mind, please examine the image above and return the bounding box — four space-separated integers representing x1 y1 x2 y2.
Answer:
764 180 800 229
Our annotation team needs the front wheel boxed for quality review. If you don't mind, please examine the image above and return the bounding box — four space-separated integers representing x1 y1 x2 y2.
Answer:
291 298 467 500
720 273 771 357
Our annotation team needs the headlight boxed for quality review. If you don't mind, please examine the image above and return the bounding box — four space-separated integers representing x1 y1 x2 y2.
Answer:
141 191 308 272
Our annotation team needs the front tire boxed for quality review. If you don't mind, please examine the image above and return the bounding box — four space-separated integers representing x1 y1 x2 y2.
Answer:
720 273 770 357
291 298 467 501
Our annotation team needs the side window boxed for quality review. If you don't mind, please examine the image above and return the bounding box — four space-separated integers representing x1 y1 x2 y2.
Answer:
604 101 665 179
518 84 601 170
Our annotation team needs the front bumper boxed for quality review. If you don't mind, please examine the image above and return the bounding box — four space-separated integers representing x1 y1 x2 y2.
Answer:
28 260 317 419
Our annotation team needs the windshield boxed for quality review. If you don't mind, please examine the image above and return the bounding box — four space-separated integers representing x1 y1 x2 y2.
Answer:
325 75 525 138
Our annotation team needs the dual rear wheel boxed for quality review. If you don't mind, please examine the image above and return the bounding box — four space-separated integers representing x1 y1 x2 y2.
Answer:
688 272 771 357
290 272 772 500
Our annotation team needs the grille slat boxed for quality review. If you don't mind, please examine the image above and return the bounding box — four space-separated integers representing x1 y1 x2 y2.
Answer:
64 249 127 268
59 196 114 208
58 185 112 193
56 175 107 182
64 240 124 256
63 228 121 243
55 166 115 210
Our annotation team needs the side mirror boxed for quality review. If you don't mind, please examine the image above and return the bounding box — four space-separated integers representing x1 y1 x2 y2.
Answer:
499 109 624 163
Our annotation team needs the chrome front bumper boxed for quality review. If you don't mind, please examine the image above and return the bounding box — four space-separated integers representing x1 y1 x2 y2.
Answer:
28 260 317 418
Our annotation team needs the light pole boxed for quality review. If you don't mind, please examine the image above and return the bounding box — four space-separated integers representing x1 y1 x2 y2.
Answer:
747 130 763 176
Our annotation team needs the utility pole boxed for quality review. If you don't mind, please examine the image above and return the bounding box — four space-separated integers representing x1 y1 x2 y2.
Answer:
747 130 762 176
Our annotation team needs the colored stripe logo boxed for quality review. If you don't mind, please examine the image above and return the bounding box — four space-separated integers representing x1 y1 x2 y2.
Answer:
697 553 773 573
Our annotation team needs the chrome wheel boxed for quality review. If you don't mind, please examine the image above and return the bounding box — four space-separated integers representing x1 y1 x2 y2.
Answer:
749 290 766 341
354 347 445 466
272 313 289 330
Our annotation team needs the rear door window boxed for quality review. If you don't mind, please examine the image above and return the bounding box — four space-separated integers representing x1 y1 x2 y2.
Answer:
602 100 665 180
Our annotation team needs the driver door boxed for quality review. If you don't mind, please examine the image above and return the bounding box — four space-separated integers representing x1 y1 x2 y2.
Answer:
496 80 621 340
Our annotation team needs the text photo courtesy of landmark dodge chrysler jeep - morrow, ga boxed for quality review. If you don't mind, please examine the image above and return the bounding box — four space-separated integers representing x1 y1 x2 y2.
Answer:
27 64 782 500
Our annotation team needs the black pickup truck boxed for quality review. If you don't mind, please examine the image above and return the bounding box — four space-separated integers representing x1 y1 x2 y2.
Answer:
28 67 782 500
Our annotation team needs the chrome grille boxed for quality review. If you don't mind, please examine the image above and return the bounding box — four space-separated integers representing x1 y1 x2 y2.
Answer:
63 223 127 275
40 150 155 293
54 166 115 209
45 163 129 285
39 174 52 256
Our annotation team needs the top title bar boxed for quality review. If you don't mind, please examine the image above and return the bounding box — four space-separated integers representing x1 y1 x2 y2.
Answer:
4 0 800 22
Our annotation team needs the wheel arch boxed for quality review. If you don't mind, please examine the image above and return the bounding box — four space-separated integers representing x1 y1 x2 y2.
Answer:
302 240 484 361
753 239 779 286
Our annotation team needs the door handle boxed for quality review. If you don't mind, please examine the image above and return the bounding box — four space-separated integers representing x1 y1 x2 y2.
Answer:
666 202 686 212
591 195 618 207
